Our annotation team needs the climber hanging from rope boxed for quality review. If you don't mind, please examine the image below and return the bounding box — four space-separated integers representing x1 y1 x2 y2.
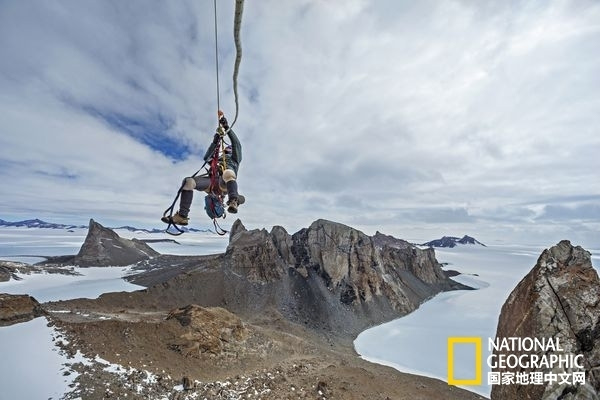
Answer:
161 111 244 233
161 0 245 235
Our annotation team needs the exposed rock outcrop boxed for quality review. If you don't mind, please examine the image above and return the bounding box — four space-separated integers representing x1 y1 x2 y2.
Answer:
166 304 249 356
0 293 45 326
73 219 159 266
491 240 600 400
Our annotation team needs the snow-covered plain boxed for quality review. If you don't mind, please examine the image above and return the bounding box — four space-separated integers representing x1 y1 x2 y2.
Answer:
0 226 228 262
0 226 227 400
0 317 88 399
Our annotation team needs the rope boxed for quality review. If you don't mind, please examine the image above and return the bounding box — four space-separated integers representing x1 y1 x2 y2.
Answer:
230 0 244 128
213 0 221 113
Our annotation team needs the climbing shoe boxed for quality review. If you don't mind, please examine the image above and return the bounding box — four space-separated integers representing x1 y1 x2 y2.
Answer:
227 198 238 214
161 212 189 226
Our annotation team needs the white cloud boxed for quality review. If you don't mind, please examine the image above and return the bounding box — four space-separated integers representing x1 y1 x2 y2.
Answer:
0 0 599 246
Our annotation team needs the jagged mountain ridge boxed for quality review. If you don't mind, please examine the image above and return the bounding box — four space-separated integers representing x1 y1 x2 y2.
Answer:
422 235 485 248
222 218 471 335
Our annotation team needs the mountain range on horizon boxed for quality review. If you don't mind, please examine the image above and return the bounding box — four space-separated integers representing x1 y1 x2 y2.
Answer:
0 218 486 247
0 218 210 234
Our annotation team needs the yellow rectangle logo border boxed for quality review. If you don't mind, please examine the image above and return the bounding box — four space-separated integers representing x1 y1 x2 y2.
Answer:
447 337 482 385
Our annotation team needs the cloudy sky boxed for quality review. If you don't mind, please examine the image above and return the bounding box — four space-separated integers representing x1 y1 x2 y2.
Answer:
1 0 599 246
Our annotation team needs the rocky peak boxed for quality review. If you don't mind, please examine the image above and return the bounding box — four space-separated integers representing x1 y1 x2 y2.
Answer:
492 240 600 400
457 235 484 246
372 231 413 250
74 219 159 266
290 219 373 287
204 218 467 335
225 224 285 283
228 219 247 243
537 239 592 273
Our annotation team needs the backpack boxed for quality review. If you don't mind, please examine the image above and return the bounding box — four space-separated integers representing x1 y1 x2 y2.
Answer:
204 193 225 219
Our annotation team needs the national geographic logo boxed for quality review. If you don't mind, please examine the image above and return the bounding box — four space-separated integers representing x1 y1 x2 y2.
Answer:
447 337 586 387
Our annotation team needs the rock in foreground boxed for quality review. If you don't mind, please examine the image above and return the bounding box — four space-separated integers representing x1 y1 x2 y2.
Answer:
492 240 600 400
166 304 248 356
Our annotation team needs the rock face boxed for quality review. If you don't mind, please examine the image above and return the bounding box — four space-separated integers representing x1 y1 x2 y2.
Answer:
166 304 248 356
136 219 467 337
491 240 600 400
0 293 44 326
74 219 159 266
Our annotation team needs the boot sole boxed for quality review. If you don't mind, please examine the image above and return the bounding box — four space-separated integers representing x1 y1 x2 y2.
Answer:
161 216 188 225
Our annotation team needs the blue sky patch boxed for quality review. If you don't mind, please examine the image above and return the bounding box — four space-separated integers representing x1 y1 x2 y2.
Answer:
84 106 190 160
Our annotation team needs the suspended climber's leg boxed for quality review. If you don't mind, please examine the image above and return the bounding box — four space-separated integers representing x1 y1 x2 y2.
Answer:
222 169 242 213
168 177 195 225
163 176 211 225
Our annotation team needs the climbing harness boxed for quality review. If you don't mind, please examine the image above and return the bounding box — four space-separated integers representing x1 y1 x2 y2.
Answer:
206 128 228 235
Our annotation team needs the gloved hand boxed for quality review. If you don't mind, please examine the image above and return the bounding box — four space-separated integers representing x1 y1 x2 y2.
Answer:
219 116 229 130
213 133 221 144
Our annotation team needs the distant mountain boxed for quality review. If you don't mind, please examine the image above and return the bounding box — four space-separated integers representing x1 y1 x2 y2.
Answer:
421 235 486 248
0 218 210 234
0 218 86 230
113 225 166 234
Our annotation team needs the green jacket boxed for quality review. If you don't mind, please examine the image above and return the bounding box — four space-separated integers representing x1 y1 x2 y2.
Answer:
203 128 242 174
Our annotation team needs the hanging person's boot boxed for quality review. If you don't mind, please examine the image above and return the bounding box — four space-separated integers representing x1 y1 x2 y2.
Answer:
161 211 189 225
226 180 240 213
227 198 238 214
161 188 192 225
